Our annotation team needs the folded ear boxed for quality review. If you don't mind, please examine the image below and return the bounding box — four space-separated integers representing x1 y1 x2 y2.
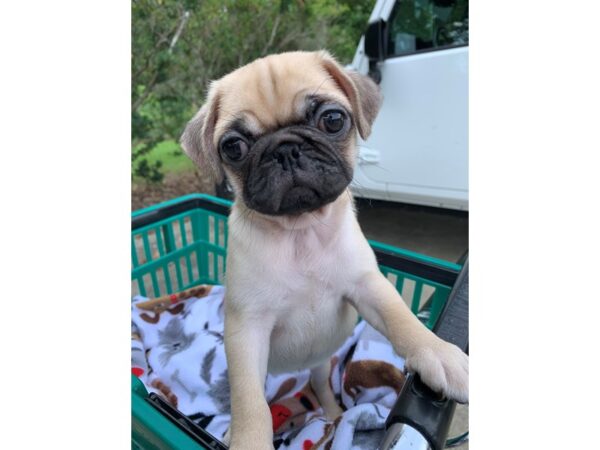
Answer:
319 51 383 140
180 85 224 183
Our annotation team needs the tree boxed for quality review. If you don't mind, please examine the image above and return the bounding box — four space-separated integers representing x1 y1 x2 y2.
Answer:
132 0 375 183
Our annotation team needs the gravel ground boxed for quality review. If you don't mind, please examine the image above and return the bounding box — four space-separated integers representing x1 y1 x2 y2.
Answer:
132 170 214 211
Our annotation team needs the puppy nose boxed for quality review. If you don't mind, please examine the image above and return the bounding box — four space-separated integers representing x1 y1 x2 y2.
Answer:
273 142 301 170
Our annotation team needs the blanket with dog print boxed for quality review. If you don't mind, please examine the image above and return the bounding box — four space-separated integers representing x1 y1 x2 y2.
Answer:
131 284 408 450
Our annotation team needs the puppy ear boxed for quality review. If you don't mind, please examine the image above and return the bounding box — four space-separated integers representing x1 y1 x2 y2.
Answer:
180 85 224 183
319 51 383 140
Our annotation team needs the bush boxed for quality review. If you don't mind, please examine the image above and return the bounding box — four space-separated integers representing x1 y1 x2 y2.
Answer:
131 0 375 183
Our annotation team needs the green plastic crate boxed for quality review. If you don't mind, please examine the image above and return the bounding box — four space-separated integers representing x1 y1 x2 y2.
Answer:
131 193 462 449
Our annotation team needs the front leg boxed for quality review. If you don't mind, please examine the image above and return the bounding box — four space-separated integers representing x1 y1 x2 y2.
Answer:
224 308 275 450
349 271 468 403
310 362 344 420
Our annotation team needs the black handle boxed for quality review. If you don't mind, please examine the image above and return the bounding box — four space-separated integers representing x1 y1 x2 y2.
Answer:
432 259 469 351
385 373 456 450
384 259 469 450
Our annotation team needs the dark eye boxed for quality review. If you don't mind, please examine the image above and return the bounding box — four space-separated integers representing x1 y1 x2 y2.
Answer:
318 110 345 134
220 138 249 162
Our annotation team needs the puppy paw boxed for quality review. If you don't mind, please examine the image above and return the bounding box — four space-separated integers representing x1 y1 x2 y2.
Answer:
405 339 468 403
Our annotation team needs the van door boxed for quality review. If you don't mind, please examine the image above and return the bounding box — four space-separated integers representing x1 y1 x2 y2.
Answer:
359 0 469 209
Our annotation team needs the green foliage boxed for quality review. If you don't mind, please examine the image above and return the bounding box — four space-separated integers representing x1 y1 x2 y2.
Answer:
138 140 195 176
132 0 375 183
133 157 164 183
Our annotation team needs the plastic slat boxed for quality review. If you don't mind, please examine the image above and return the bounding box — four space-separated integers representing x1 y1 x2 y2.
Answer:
132 235 140 268
154 227 173 294
219 218 224 247
162 221 183 290
178 218 195 287
193 211 210 282
212 252 218 282
395 275 405 297
141 232 161 297
427 287 449 329
141 232 153 262
136 277 147 297
412 281 423 314
131 241 226 278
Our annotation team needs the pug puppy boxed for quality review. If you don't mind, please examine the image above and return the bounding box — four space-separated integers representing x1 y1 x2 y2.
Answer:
181 51 468 450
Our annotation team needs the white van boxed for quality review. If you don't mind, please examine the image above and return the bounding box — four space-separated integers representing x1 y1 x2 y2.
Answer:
349 0 468 211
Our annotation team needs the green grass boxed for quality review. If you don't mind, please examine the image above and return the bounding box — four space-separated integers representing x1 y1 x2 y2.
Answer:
135 140 195 178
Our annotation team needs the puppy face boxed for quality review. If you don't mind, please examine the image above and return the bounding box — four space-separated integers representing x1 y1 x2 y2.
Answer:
182 51 382 216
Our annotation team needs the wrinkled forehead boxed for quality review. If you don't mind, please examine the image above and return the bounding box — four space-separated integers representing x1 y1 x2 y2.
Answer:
213 54 350 142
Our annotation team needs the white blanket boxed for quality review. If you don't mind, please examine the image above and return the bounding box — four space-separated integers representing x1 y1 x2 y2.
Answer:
131 285 408 450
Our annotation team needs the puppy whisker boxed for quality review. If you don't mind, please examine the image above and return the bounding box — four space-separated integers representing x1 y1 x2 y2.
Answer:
311 76 330 97
289 214 300 238
345 188 354 206
310 211 330 229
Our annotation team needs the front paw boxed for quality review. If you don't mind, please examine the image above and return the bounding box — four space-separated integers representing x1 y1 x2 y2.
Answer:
405 339 468 403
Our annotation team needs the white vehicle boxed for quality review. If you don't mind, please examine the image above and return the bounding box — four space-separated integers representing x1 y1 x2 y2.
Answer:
349 0 468 211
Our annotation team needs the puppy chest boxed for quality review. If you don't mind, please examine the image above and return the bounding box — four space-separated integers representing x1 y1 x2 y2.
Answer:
268 290 357 373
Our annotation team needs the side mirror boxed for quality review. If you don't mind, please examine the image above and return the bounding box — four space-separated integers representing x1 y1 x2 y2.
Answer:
364 19 386 61
363 19 387 84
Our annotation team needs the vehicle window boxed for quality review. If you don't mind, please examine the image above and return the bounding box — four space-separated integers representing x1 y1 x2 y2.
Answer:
386 0 468 57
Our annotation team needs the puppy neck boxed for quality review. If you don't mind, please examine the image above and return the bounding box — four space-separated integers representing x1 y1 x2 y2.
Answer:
232 189 354 234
